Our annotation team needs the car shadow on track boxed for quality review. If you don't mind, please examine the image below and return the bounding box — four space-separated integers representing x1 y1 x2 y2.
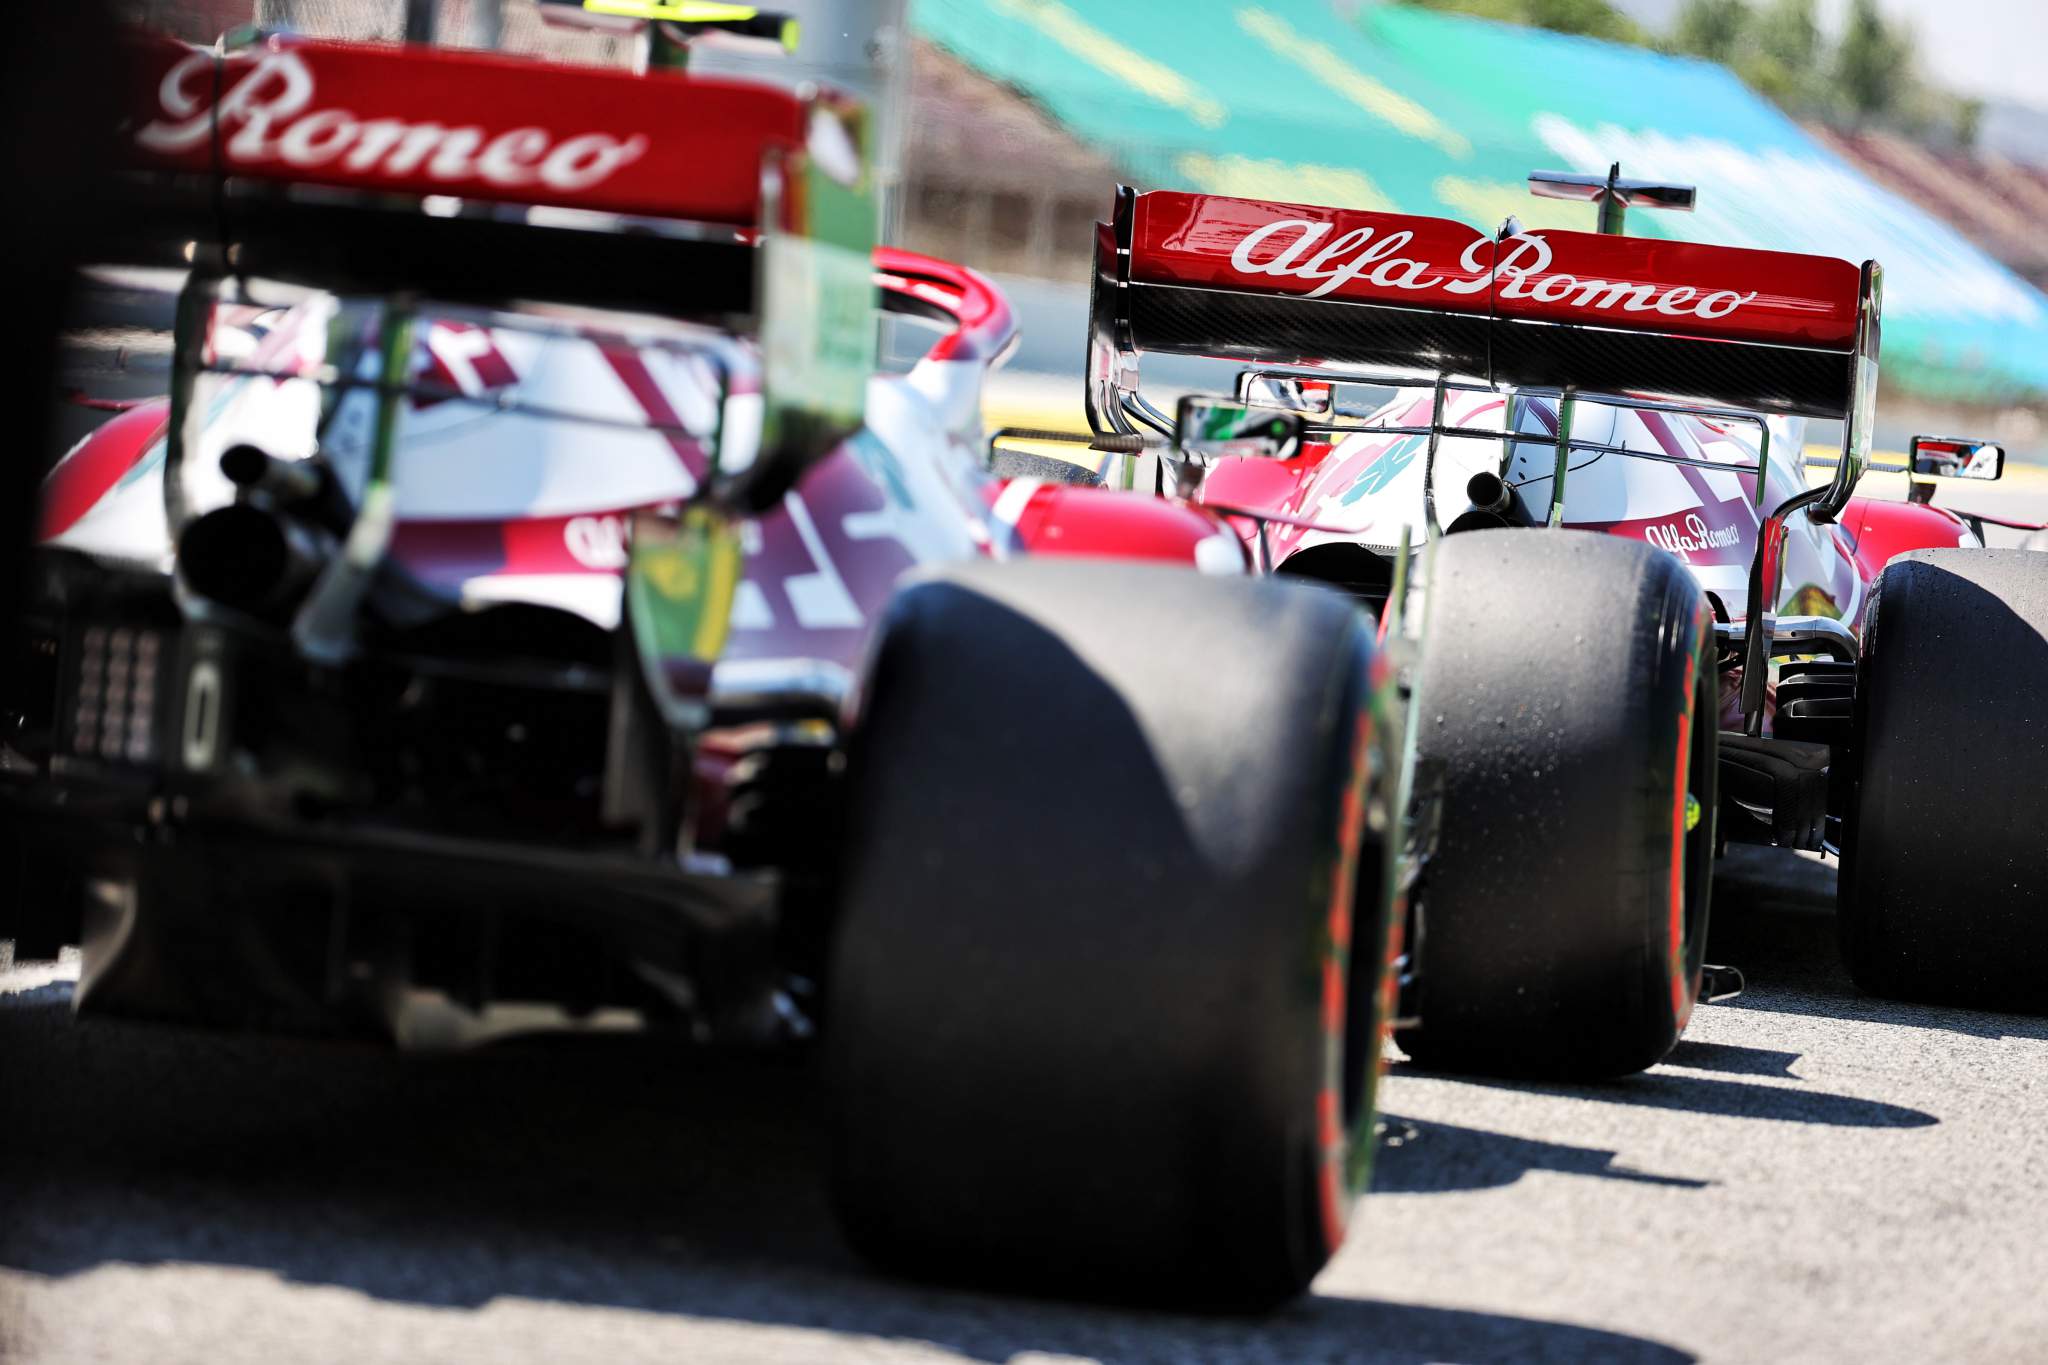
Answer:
0 979 1694 1365
1385 1062 1937 1128
1370 840 2034 1132
1708 844 2048 1044
1660 1040 1803 1077
1370 1114 1709 1193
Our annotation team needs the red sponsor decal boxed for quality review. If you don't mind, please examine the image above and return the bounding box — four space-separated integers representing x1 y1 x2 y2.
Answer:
390 509 646 582
126 32 812 226
1641 511 1746 559
1130 191 1860 350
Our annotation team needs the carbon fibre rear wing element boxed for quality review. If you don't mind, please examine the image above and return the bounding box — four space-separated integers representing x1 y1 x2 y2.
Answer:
1086 185 1881 524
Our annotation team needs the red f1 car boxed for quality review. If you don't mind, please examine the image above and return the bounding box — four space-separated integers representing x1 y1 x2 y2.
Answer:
4 15 1401 1307
1068 169 2047 1050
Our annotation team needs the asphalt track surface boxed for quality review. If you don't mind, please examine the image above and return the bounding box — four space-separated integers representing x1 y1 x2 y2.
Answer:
4 845 2045 1365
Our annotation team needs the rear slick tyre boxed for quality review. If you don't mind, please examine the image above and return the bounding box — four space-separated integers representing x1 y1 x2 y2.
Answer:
1396 530 1715 1080
1838 549 2048 1012
827 559 1399 1309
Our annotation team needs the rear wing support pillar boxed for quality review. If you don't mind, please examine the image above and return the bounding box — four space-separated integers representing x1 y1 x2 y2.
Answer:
1421 378 1448 539
1547 394 1576 529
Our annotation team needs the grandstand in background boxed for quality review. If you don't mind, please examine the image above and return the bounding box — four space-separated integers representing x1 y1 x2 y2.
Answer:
1814 125 2048 288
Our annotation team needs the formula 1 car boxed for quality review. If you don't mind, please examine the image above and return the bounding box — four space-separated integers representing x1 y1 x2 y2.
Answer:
1069 168 2047 1047
0 16 1401 1307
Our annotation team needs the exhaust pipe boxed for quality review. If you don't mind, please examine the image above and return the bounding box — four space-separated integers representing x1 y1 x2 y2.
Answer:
220 444 326 503
179 503 333 614
1466 470 1513 516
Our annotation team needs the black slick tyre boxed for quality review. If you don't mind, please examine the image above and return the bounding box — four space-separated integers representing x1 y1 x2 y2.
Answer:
1838 549 2048 1011
827 558 1398 1309
1397 529 1715 1079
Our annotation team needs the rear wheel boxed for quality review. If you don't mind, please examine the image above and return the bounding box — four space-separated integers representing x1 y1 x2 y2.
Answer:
1838 549 2048 1011
827 559 1398 1308
1397 530 1714 1079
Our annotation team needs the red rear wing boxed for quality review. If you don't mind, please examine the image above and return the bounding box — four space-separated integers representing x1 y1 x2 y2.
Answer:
124 30 841 228
1096 188 1879 420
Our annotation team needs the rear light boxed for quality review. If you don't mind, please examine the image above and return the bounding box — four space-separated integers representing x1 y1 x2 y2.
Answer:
69 625 166 766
